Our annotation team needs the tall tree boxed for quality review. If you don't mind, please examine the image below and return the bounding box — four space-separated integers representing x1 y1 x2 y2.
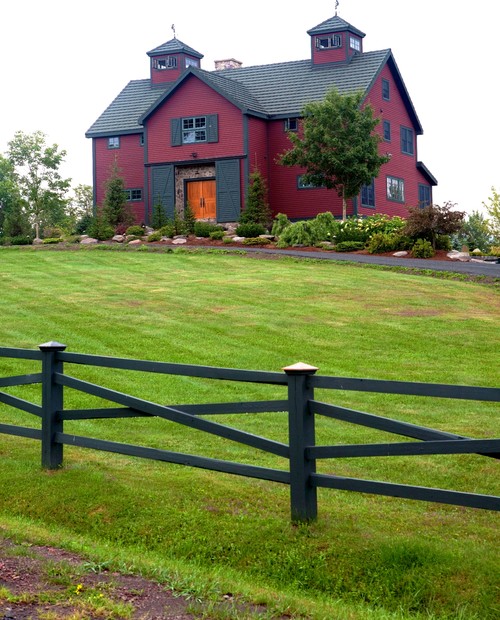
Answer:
279 89 389 219
482 186 500 243
6 130 71 239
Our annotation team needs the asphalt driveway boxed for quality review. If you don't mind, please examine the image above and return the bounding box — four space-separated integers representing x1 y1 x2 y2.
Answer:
228 247 500 277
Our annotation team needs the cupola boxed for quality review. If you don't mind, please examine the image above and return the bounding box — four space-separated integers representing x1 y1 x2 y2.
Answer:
147 38 203 85
307 15 365 66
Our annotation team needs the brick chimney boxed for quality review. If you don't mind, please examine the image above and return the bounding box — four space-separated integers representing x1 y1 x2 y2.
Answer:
214 58 243 70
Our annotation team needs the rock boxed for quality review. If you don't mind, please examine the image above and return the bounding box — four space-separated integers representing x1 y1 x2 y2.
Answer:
128 239 142 245
80 237 98 245
259 234 275 240
447 251 470 261
112 235 125 243
172 238 187 245
173 235 187 240
393 251 408 257
232 236 245 242
32 238 43 245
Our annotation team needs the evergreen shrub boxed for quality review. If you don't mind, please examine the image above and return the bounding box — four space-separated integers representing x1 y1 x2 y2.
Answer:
334 241 365 252
411 238 434 258
235 222 266 237
125 225 145 236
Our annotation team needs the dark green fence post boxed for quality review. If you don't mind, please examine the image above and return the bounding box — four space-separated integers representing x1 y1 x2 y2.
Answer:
284 362 319 523
39 341 66 469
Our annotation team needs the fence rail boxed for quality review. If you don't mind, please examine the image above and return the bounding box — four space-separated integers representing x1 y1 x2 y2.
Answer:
0 342 499 522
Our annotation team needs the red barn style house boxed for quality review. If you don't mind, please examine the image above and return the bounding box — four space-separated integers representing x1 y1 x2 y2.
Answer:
86 13 437 225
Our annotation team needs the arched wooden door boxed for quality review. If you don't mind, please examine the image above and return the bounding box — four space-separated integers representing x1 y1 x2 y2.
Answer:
186 179 216 219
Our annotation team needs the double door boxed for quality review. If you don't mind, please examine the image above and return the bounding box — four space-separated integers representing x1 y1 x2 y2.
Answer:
186 179 216 219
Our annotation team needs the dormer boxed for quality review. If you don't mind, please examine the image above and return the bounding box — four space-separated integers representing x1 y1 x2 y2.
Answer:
147 38 203 85
308 15 365 67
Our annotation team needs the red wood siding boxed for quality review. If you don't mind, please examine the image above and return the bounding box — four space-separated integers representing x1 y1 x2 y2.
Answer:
267 119 353 219
93 134 145 222
146 76 244 164
362 64 422 217
245 116 269 211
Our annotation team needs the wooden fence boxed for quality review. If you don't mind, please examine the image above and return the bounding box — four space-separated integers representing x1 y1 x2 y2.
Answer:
0 341 499 521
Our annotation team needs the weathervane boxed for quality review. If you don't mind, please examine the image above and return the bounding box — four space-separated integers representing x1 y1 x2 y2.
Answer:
171 23 176 39
335 0 340 16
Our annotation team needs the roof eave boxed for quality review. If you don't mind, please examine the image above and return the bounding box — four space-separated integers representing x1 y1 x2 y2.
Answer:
417 161 438 186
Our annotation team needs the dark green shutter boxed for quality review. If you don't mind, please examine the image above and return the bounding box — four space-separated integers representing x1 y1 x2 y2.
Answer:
171 118 182 146
151 165 175 219
207 114 219 143
216 159 240 222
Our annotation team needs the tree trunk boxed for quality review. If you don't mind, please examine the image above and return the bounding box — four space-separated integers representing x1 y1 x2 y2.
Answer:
342 188 347 221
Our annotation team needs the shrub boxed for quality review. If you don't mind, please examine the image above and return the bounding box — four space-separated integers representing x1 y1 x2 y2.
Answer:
403 202 465 248
194 221 223 237
243 237 271 245
209 230 225 240
489 246 500 256
310 211 339 242
235 222 266 237
276 220 318 248
435 234 452 251
1 235 33 246
334 241 365 252
366 233 400 254
125 225 145 236
42 237 63 244
147 231 163 242
271 213 291 237
74 214 94 235
158 223 175 238
88 216 115 241
411 238 434 258
43 226 64 239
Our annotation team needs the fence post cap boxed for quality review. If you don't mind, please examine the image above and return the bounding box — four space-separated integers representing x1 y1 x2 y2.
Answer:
38 341 67 352
283 362 319 375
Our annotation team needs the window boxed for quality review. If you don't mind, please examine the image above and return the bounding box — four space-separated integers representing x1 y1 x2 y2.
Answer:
185 57 199 68
316 35 342 49
383 120 391 142
182 116 207 143
400 126 414 155
349 36 361 52
108 136 120 149
387 176 405 202
418 184 431 207
297 175 324 189
284 118 299 132
382 78 390 101
124 189 142 202
140 134 144 146
154 56 177 70
361 179 375 207
171 115 218 146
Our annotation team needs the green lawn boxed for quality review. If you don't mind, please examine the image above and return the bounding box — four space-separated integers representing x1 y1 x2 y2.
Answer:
0 246 499 620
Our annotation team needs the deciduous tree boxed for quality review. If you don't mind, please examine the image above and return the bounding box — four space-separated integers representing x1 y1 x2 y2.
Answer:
403 202 465 249
279 89 389 219
6 130 71 239
482 186 500 243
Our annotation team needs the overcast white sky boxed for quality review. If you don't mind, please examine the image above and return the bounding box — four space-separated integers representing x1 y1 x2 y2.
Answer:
1 0 498 214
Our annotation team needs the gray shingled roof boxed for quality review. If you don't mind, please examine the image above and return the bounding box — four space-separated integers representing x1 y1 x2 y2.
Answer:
307 16 365 38
147 37 203 59
86 44 423 137
86 80 170 137
214 50 390 116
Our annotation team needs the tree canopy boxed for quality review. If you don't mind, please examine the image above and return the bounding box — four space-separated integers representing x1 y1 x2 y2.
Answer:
7 130 71 238
279 89 389 219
